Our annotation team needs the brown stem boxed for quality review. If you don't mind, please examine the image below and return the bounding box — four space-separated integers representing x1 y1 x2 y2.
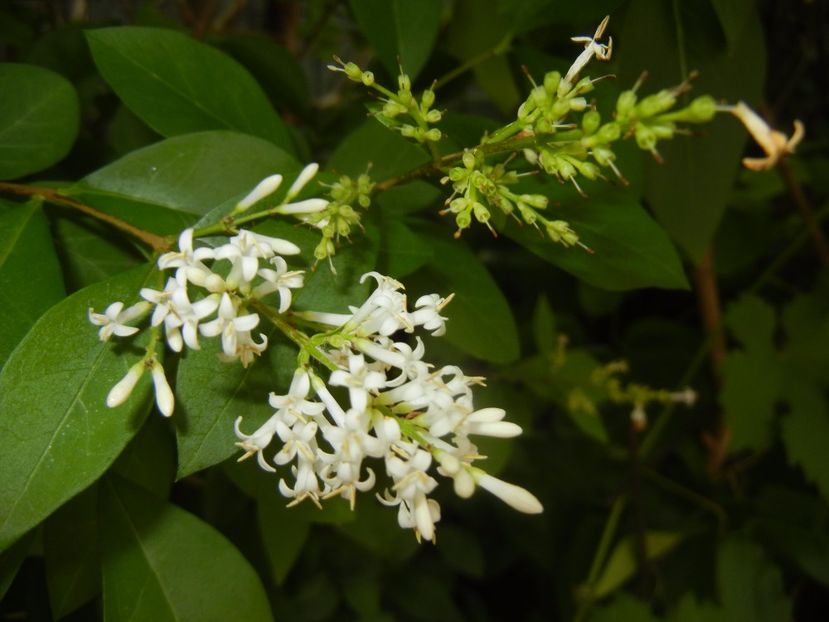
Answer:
693 249 729 475
0 182 169 252
778 159 829 266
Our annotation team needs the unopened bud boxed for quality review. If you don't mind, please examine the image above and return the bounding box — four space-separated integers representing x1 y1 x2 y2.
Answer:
582 110 601 134
424 128 442 142
106 361 145 408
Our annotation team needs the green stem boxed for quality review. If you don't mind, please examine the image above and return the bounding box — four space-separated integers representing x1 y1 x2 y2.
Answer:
641 466 726 532
250 299 338 372
0 181 170 252
574 495 628 621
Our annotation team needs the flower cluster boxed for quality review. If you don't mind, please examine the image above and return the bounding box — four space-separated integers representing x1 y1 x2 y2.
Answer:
235 272 542 542
89 166 327 415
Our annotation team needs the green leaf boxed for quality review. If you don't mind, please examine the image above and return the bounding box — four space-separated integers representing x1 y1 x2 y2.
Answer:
589 593 659 622
376 218 433 278
0 264 155 551
716 536 792 622
781 381 829 499
498 197 689 291
0 199 65 364
415 227 519 363
438 525 485 578
112 415 175 497
99 475 273 622
619 0 765 261
349 0 442 80
327 119 429 182
376 180 440 216
85 27 293 151
175 333 295 479
257 495 310 585
81 131 299 216
720 350 781 452
590 530 685 599
211 33 310 117
44 486 100 619
0 63 79 180
446 0 519 114
294 224 381 313
725 294 776 353
531 295 556 354
0 529 34 601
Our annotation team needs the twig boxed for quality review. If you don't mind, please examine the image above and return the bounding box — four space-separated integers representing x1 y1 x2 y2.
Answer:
0 182 169 252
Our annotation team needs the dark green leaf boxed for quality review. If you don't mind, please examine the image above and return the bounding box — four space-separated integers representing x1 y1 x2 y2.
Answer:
619 0 765 261
446 0 519 114
0 63 79 180
438 525 485 578
175 333 295 479
717 536 791 622
724 294 776 353
257 495 310 585
377 218 433 278
532 295 556 354
86 27 293 150
721 350 781 452
112 415 175 497
81 131 299 216
0 199 65 364
0 529 34 601
327 119 429 182
349 0 442 80
99 475 273 622
376 180 440 216
415 227 520 363
44 486 100 619
0 265 155 551
498 197 689 291
211 33 310 116
589 593 659 622
781 381 829 499
590 531 685 598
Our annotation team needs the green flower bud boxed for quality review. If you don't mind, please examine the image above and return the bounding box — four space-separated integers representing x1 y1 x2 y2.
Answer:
634 123 657 151
455 210 472 230
557 159 576 180
543 71 561 95
582 110 601 134
472 202 490 223
344 62 362 81
425 128 442 142
570 97 588 112
397 90 414 106
597 122 621 143
651 122 675 139
421 88 435 109
531 85 548 108
398 73 411 92
449 197 469 213
358 195 371 208
546 220 578 246
361 71 374 86
539 150 560 175
425 109 442 124
517 100 536 121
400 124 417 137
535 118 553 134
616 90 638 118
517 204 538 225
449 166 468 182
592 146 615 167
685 95 716 122
552 99 571 118
573 160 600 180
636 90 676 118
462 150 477 170
520 193 548 209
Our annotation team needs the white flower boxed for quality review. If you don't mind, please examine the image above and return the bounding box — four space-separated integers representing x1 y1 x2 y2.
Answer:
285 162 319 200
329 354 387 413
269 369 326 422
106 361 145 408
235 173 283 211
562 15 612 92
254 256 304 313
150 359 174 417
409 293 453 336
140 277 179 327
157 228 214 271
728 101 804 171
163 288 219 352
234 414 281 472
88 301 150 341
474 472 543 514
199 293 260 358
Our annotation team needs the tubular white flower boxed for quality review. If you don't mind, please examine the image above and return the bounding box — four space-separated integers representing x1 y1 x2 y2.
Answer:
474 472 543 514
234 414 281 472
88 301 150 341
285 162 319 200
150 360 174 417
276 198 329 214
106 361 145 408
236 173 283 210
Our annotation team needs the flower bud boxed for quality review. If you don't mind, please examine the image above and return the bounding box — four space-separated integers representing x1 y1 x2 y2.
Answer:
286 162 319 200
421 88 435 109
398 73 411 92
685 95 716 122
616 90 637 117
424 128 442 142
635 123 658 151
455 210 472 231
151 360 174 417
543 71 561 95
106 361 145 408
344 62 362 81
582 110 601 134
636 90 675 118
472 202 490 223
520 193 548 209
425 109 442 123
235 173 283 211
597 122 621 143
475 473 543 514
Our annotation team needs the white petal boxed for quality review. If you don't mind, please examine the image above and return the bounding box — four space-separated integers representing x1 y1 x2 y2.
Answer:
237 173 283 209
106 362 144 408
151 363 175 417
476 473 542 514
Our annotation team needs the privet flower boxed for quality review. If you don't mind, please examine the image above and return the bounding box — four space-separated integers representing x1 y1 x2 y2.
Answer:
237 271 542 542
